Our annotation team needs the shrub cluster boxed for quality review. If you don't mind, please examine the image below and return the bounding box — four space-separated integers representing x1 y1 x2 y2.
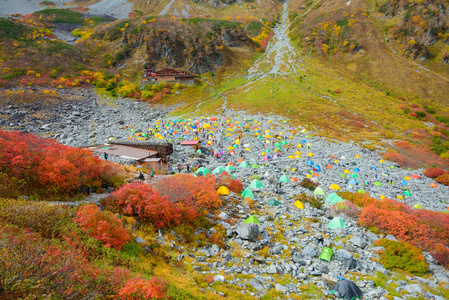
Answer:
374 239 428 275
332 200 361 219
294 193 323 209
299 178 319 190
215 171 243 193
0 130 124 198
109 182 199 229
424 167 446 179
74 204 130 250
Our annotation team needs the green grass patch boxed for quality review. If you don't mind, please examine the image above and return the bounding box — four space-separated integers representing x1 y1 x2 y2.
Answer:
35 9 85 25
0 18 28 40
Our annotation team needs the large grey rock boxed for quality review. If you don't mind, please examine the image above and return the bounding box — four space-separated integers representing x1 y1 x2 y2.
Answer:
350 235 367 249
213 275 226 283
334 249 355 269
403 284 424 294
250 278 264 291
322 274 338 286
434 273 449 284
275 283 287 293
236 223 260 241
136 236 146 244
303 246 317 257
292 252 303 263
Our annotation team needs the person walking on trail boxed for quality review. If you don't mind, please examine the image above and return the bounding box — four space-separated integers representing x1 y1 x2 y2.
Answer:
139 172 145 182
177 164 181 173
186 164 190 172
104 152 108 160
150 170 154 180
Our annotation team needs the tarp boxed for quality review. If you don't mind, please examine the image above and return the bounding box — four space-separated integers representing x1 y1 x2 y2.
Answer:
328 217 346 229
266 199 282 206
244 215 261 224
217 186 230 195
331 280 363 300
319 247 333 262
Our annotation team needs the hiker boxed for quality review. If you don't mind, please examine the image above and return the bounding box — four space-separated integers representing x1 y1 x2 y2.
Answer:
177 164 181 173
138 172 145 182
104 152 108 160
150 170 154 180
186 164 190 172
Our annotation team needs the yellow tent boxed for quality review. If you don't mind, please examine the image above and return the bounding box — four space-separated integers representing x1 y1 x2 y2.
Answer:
217 186 230 195
265 130 270 133
227 146 234 150
245 148 251 151
227 128 233 132
404 176 411 180
330 184 341 190
295 151 302 155
379 195 385 199
288 155 295 159
280 132 283 135
307 152 314 157
343 169 350 174
295 155 301 159
334 160 339 163
158 136 164 139
306 174 312 178
297 144 303 148
226 133 231 137
356 155 361 158
380 159 385 163
261 152 265 155
288 136 293 139
397 195 404 200
294 201 304 209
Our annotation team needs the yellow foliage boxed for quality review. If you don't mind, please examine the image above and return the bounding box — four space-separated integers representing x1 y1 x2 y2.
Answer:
2 67 11 74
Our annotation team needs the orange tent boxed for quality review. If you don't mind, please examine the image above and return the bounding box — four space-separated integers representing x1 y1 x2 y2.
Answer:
411 174 421 179
330 155 336 159
237 158 244 162
313 173 319 177
291 177 298 182
326 165 332 169
429 183 438 188
227 162 235 166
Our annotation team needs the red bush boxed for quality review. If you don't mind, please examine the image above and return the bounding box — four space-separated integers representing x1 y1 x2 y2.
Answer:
111 182 198 228
118 277 168 299
74 204 130 250
155 174 221 210
229 179 244 193
0 130 121 198
431 244 449 268
215 172 243 193
332 200 361 219
409 112 418 118
436 174 449 186
424 167 446 179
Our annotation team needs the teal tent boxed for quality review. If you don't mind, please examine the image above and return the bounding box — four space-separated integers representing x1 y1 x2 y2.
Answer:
196 167 211 176
244 215 261 224
326 193 344 205
404 190 412 197
266 199 282 206
225 165 236 172
319 247 333 262
241 189 254 199
249 179 264 189
350 174 359 178
239 161 249 168
212 166 225 174
328 217 346 229
279 175 289 183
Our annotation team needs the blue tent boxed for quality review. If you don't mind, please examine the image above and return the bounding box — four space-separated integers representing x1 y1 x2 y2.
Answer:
354 168 360 172
401 180 407 186
302 139 307 143
371 167 377 171
314 165 321 172
348 179 359 185
306 160 314 166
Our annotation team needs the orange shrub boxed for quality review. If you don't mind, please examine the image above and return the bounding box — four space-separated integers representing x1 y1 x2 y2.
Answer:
118 277 168 299
155 174 222 211
110 182 199 228
74 204 130 250
435 174 449 186
424 167 445 178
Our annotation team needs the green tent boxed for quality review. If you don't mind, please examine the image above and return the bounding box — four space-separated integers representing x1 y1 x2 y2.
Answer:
314 187 325 196
357 189 365 194
196 167 211 176
212 166 225 174
407 167 413 171
350 173 359 178
257 136 263 139
225 165 236 172
340 173 346 178
390 165 396 169
239 161 249 168
328 217 346 229
241 189 254 199
351 162 357 166
281 140 288 145
319 247 333 262
252 174 261 180
251 164 259 169
373 181 382 186
249 179 264 189
326 193 339 203
266 199 282 206
443 211 449 214
196 149 202 153
274 142 280 147
266 149 271 152
244 215 261 224
279 175 289 183
413 203 422 209
404 190 412 197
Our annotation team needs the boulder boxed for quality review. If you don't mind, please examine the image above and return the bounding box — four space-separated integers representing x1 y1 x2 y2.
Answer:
334 249 355 269
322 274 338 286
250 278 264 291
303 246 317 257
236 223 260 241
350 235 367 249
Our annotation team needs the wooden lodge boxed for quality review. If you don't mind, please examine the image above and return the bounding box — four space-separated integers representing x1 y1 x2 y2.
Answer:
142 68 195 85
